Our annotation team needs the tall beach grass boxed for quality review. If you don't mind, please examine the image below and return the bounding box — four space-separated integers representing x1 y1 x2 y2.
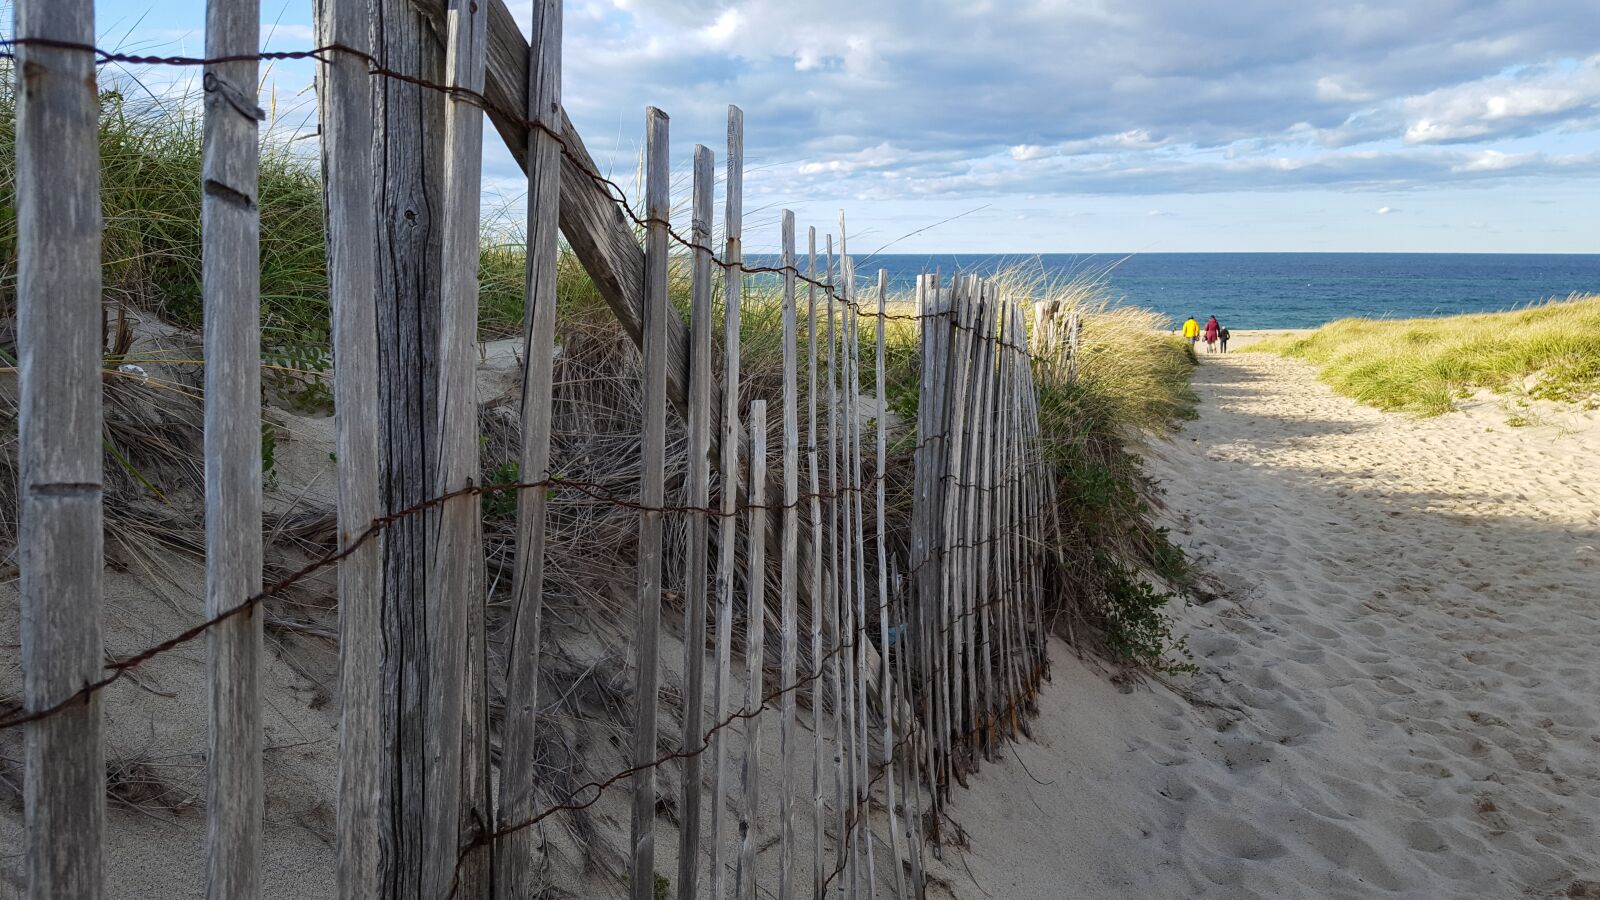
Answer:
1248 295 1600 415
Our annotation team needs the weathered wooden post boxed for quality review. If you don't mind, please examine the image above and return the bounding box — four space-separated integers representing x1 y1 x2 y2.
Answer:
707 104 743 900
202 0 265 893
676 143 717 900
777 210 802 900
735 401 770 900
497 0 563 894
15 1 105 896
317 0 383 887
629 105 671 900
371 0 455 892
876 268 911 898
433 0 492 892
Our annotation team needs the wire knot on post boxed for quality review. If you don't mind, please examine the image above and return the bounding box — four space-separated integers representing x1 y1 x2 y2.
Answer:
202 71 265 122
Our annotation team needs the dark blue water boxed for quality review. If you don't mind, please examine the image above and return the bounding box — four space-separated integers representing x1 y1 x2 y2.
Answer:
750 253 1600 329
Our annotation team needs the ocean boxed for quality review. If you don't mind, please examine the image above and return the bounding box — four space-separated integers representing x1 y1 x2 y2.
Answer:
750 252 1600 330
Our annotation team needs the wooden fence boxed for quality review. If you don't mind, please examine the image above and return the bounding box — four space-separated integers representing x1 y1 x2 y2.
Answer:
3 0 1060 897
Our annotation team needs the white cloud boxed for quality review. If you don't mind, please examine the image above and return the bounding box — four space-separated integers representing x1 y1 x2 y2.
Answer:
1451 150 1535 172
1376 206 1396 214
1402 55 1600 144
1315 77 1374 104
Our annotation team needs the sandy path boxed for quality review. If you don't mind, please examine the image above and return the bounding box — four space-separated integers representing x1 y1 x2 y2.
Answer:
935 351 1600 899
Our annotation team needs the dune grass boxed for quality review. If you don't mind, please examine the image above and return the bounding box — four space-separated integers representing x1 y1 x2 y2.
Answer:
1248 295 1600 415
0 72 535 351
1008 270 1199 670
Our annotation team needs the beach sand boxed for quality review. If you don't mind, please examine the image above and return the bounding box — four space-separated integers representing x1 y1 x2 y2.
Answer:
932 349 1600 898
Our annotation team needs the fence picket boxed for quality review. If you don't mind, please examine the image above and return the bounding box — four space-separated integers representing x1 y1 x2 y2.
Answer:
629 105 671 900
201 1 265 892
805 227 828 900
316 0 383 891
496 0 563 893
15 2 105 896
777 210 802 900
708 104 744 900
736 401 770 900
677 143 718 900
844 254 876 895
876 269 911 898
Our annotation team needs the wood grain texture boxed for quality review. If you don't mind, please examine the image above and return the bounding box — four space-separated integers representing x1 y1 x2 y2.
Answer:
847 286 877 896
822 237 851 892
735 401 769 900
15 2 105 896
707 103 742 896
433 2 491 894
776 210 801 900
372 0 452 893
315 0 384 891
676 143 716 900
201 1 264 893
875 269 910 899
495 1 563 893
629 106 672 900
706 105 743 900
804 228 827 900
819 237 857 890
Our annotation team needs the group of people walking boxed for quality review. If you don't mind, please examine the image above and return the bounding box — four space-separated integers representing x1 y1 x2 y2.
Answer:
1182 315 1230 353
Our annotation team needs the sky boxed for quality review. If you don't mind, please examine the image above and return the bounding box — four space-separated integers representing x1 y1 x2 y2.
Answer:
95 0 1600 255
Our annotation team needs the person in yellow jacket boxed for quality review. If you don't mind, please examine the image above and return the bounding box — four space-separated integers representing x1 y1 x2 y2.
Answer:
1181 316 1200 348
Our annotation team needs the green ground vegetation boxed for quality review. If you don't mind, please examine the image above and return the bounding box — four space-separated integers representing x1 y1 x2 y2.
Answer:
1248 295 1600 415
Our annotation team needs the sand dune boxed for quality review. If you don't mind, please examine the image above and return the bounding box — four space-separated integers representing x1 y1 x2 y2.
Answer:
933 349 1600 899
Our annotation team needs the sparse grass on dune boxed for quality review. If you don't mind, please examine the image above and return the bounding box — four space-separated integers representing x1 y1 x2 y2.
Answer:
993 267 1200 670
1248 294 1600 415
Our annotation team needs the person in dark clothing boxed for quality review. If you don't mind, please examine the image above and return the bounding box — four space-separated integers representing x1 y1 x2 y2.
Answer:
1219 325 1231 353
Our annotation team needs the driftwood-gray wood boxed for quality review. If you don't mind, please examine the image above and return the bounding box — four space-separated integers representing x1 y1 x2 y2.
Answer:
676 143 716 900
201 1 264 893
496 0 562 894
316 0 389 891
316 0 384 890
15 2 105 896
805 228 827 900
843 252 875 895
735 401 770 900
875 269 910 899
822 237 851 890
629 106 671 900
777 210 801 900
433 2 491 894
707 105 743 900
371 0 454 893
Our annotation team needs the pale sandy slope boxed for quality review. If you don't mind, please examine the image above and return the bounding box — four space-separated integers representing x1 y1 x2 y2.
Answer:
933 349 1600 899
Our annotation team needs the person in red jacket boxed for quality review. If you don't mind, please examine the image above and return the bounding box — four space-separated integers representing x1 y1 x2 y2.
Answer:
1203 315 1220 353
